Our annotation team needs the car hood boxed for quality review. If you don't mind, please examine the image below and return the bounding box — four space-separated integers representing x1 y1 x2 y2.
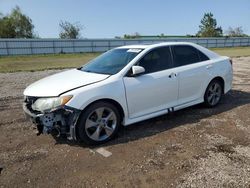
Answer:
23 69 110 97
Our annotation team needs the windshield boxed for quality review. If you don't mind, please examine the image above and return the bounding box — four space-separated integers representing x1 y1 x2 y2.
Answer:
81 48 142 75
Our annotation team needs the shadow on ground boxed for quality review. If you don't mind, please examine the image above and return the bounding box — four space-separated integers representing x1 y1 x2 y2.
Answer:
53 89 250 148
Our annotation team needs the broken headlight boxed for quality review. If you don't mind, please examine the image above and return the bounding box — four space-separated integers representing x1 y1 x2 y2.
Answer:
31 95 73 112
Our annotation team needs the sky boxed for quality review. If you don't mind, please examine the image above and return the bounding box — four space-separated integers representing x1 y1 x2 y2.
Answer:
0 0 249 38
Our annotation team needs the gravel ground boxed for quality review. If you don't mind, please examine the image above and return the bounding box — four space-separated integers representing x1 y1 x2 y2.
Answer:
0 57 250 187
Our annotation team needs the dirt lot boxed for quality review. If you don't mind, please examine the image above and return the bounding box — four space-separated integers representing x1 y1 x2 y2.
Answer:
0 57 250 187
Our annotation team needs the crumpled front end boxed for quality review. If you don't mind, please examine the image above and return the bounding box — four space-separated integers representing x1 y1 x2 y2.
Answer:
23 96 81 140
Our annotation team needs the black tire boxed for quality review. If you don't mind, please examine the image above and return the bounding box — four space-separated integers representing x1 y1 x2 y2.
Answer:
204 79 223 107
76 101 121 145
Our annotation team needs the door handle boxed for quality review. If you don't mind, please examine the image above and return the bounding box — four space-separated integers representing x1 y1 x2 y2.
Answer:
168 73 177 78
206 64 213 69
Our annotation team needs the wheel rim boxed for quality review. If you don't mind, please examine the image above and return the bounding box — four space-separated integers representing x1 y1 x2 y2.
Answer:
85 107 117 141
207 82 222 106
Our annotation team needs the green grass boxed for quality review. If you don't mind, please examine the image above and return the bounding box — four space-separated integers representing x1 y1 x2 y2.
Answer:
0 47 249 73
211 47 250 57
0 53 100 73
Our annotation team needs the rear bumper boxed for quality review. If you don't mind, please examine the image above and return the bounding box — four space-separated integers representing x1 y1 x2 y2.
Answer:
23 103 81 140
224 67 233 94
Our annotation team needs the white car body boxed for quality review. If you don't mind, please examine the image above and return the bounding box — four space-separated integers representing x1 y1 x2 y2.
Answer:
23 42 233 142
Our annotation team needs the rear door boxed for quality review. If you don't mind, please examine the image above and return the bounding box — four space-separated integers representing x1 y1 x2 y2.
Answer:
171 45 211 105
123 46 178 119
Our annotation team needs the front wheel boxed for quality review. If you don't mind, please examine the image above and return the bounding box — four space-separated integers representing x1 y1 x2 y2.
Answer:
204 80 223 107
76 101 121 145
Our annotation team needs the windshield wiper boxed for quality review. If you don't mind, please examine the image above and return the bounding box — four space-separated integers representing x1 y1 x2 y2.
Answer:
76 67 94 73
84 70 93 73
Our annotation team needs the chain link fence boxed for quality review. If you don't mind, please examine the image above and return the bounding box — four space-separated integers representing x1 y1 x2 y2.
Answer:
0 37 249 56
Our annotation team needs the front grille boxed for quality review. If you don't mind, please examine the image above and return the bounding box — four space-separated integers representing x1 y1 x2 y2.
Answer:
24 96 41 114
24 96 38 103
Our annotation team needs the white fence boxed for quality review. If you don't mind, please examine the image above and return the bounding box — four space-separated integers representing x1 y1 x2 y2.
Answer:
0 37 249 56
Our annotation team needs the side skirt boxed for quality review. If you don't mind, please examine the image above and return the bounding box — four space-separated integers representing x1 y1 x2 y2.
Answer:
123 99 203 126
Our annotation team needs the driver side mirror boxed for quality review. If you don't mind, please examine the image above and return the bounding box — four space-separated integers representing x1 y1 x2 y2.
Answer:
131 65 145 76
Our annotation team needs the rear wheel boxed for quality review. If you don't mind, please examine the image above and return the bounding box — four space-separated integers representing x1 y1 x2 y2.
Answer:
76 101 121 145
204 80 223 107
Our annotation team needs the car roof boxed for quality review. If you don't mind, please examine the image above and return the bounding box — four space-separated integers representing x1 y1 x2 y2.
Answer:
117 42 197 50
116 42 220 59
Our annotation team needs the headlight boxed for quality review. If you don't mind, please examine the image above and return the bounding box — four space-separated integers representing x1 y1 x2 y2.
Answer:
31 95 73 112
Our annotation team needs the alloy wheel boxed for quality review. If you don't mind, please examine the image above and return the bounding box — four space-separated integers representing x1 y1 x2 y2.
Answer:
85 107 117 141
207 82 222 106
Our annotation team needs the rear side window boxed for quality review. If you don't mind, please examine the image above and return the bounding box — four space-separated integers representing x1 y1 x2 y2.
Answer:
172 45 200 67
138 47 172 74
197 50 209 61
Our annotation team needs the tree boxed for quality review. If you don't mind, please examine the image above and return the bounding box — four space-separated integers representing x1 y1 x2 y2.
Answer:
0 6 35 38
226 26 247 37
0 16 15 38
123 32 140 39
59 21 82 39
160 33 165 37
197 13 223 37
124 34 129 39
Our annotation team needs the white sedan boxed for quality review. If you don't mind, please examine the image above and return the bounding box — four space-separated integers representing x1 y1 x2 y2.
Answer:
23 42 233 145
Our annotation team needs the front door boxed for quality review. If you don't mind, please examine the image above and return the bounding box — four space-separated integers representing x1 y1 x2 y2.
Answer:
123 46 178 119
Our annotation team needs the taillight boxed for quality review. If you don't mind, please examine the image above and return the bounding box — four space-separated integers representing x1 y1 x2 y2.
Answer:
229 58 233 71
229 59 233 65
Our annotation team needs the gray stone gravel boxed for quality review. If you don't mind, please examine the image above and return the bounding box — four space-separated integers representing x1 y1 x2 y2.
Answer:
0 57 250 187
0 69 64 99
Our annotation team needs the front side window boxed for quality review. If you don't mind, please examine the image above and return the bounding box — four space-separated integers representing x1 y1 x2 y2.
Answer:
172 45 200 67
138 47 172 74
81 48 142 75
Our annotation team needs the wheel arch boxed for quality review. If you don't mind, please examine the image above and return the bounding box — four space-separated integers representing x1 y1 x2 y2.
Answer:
203 76 225 107
207 76 225 94
78 98 125 123
75 98 125 144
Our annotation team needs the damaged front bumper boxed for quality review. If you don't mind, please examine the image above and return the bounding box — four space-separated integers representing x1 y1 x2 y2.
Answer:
23 101 81 140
